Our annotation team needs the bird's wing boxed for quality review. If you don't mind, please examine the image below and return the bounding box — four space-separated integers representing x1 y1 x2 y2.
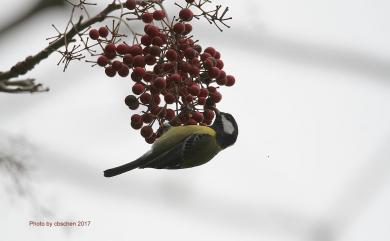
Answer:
140 133 218 169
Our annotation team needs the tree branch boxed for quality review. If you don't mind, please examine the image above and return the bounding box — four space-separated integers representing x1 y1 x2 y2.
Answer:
0 2 122 83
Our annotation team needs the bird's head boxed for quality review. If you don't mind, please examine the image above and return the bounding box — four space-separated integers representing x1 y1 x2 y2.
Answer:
211 108 238 149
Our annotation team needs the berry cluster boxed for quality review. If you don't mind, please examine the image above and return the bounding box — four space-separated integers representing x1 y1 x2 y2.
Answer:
88 0 235 143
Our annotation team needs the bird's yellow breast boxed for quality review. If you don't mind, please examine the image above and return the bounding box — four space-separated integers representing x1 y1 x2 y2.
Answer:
152 125 216 153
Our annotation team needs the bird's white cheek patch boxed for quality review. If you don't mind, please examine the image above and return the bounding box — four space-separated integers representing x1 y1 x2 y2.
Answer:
221 115 235 135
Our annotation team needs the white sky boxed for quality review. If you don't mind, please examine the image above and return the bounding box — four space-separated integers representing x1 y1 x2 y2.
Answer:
0 0 390 241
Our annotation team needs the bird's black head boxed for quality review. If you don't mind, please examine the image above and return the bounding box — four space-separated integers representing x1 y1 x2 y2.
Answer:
211 110 238 149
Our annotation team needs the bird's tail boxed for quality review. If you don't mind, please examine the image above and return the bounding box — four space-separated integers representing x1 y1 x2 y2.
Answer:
103 158 145 177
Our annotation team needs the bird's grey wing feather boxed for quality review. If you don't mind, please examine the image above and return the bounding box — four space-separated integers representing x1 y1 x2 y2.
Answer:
140 133 212 169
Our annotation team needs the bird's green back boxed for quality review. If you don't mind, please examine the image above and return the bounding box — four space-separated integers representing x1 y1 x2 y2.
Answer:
152 125 217 154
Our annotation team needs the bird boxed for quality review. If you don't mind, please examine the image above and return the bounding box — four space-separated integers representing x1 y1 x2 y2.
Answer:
103 109 238 177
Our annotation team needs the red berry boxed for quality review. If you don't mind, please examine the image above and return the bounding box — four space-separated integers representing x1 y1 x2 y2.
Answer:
145 134 156 144
105 43 116 54
143 71 155 82
184 47 196 59
192 112 204 123
141 35 152 46
179 8 194 21
153 77 166 89
149 45 161 56
200 52 212 61
98 27 109 38
209 67 220 78
226 75 235 86
216 77 226 85
128 45 143 56
183 23 192 34
214 51 221 59
131 114 142 123
125 0 136 10
211 91 222 103
208 86 217 93
164 93 176 104
132 83 145 95
118 66 130 77
105 51 116 60
188 84 200 96
97 55 108 67
165 49 178 61
204 109 215 121
142 113 155 123
189 66 200 76
153 10 165 20
133 55 145 67
131 120 143 130
198 88 209 97
152 36 163 46
152 95 161 105
141 126 154 139
184 94 194 103
203 58 215 69
169 73 181 83
125 95 139 110
145 54 156 65
166 109 175 120
204 47 216 57
216 59 224 69
89 29 99 40
123 54 134 65
198 97 206 105
218 70 227 80
133 67 146 78
144 25 160 37
116 44 128 55
187 119 198 125
105 66 116 77
142 12 154 23
140 92 152 104
112 60 123 71
173 22 185 34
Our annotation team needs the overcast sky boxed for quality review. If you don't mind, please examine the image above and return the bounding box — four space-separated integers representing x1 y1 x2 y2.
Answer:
1 1 390 241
